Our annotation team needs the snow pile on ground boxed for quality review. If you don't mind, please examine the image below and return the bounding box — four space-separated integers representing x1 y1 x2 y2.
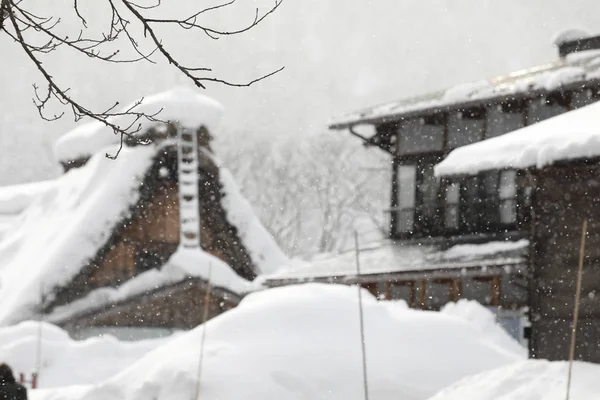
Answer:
441 300 527 358
0 144 158 325
34 284 524 400
46 248 252 324
0 321 171 389
435 100 600 176
219 168 291 275
53 87 224 163
429 360 600 400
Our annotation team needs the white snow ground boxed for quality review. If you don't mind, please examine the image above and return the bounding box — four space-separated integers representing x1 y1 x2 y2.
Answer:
25 284 524 400
0 321 170 389
428 359 600 400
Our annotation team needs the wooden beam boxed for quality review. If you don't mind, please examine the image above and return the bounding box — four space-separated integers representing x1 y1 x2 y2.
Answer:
455 278 463 300
448 280 455 301
385 281 392 300
490 276 502 306
419 280 427 309
409 281 416 308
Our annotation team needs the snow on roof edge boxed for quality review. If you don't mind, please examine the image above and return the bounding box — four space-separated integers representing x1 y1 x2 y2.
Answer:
330 50 600 128
435 100 600 177
54 87 224 162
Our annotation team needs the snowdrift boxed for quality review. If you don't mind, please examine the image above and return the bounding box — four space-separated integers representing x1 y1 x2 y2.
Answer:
428 359 600 400
0 321 170 389
33 284 524 400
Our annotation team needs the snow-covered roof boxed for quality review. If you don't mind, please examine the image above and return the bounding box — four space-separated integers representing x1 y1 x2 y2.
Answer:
435 100 600 177
0 180 56 241
0 145 288 324
263 239 528 282
0 144 159 325
53 87 224 163
330 50 600 128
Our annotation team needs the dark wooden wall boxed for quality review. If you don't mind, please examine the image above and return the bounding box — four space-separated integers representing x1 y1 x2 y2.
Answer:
530 163 600 362
60 278 240 331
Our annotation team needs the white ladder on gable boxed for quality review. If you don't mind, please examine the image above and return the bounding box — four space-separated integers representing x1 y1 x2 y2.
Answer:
177 125 201 249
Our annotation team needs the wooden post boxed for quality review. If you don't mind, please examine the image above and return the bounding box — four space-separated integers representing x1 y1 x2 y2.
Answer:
490 276 501 306
448 280 455 301
419 280 427 309
409 281 416 308
455 279 463 300
385 281 392 300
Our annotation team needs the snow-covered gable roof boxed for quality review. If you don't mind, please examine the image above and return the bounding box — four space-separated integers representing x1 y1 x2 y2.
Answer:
263 239 528 282
53 87 224 163
435 100 600 177
0 144 159 325
330 50 600 129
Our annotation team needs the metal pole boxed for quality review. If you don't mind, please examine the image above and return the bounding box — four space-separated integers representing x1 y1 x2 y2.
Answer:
354 232 369 400
194 264 212 400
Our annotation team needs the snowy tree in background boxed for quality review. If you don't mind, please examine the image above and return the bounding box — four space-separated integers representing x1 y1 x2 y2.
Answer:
217 131 391 258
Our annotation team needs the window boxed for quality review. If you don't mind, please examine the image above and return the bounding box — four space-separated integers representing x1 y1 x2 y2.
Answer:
447 109 485 149
499 170 517 224
526 97 567 124
571 89 596 109
397 165 416 233
486 104 524 138
460 176 481 231
417 163 439 224
398 117 444 155
444 182 460 229
443 169 519 234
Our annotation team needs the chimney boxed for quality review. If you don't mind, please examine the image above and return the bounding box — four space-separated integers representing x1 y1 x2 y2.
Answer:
557 33 600 58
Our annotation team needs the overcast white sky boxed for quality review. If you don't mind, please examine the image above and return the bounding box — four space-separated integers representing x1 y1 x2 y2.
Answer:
1 0 600 184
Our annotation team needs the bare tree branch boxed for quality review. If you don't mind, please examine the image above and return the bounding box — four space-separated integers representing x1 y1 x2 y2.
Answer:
1 0 285 157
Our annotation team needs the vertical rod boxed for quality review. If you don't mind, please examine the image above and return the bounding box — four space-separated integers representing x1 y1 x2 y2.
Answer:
354 232 369 400
35 284 44 387
194 264 213 400
566 218 587 400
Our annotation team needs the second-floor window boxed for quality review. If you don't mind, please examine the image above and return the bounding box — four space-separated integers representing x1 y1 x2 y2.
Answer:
443 170 520 235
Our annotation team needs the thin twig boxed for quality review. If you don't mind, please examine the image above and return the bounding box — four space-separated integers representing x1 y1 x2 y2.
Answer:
566 218 587 400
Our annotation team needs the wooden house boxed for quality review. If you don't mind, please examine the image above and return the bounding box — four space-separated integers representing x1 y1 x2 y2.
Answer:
435 100 600 363
0 88 288 340
265 34 600 342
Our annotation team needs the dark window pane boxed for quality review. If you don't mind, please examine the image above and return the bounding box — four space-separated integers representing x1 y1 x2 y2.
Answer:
499 170 517 224
447 112 484 149
398 118 444 155
444 182 460 229
486 105 524 138
397 165 416 233
417 163 438 221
